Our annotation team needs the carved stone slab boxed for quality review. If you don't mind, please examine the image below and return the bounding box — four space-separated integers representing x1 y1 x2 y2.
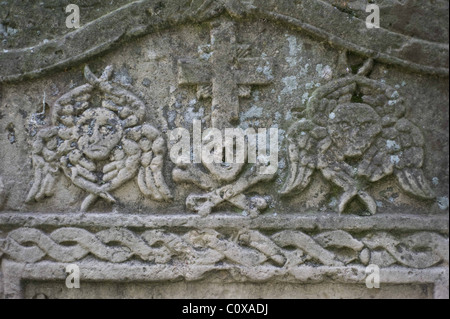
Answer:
0 0 448 299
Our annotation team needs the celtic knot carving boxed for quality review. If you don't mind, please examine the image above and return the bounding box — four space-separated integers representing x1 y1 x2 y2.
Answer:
1 227 447 269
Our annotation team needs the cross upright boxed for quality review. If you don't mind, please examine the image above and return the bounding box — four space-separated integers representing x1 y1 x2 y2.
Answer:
178 18 273 130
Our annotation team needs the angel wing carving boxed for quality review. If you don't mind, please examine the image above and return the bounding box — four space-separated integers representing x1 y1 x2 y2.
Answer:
281 71 435 215
26 128 60 203
26 65 172 211
358 118 434 199
281 119 318 196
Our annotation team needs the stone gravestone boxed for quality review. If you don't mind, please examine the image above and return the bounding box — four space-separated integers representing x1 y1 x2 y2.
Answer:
0 0 448 299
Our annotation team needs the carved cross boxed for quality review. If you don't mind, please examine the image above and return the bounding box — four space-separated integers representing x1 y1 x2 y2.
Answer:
178 19 273 129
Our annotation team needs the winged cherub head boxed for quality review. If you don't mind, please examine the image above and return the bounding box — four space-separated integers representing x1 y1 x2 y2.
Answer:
282 71 435 215
26 66 172 211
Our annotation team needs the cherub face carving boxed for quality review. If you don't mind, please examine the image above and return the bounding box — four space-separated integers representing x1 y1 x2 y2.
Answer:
76 108 124 161
328 103 381 157
26 65 173 212
283 74 435 216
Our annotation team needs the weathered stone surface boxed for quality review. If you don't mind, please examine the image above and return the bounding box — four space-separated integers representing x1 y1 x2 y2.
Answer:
0 0 448 299
23 281 435 299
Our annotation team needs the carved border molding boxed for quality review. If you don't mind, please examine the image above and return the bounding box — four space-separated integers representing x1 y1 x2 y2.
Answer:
0 213 448 232
0 214 448 298
0 0 448 83
2 260 448 299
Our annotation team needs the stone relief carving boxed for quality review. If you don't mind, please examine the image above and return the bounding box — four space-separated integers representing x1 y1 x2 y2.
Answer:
177 18 273 130
281 56 435 215
21 52 437 217
0 227 447 269
173 18 275 217
25 66 172 211
0 1 447 299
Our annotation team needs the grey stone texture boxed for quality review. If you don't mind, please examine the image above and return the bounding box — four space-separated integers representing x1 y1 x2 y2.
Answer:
0 0 448 299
